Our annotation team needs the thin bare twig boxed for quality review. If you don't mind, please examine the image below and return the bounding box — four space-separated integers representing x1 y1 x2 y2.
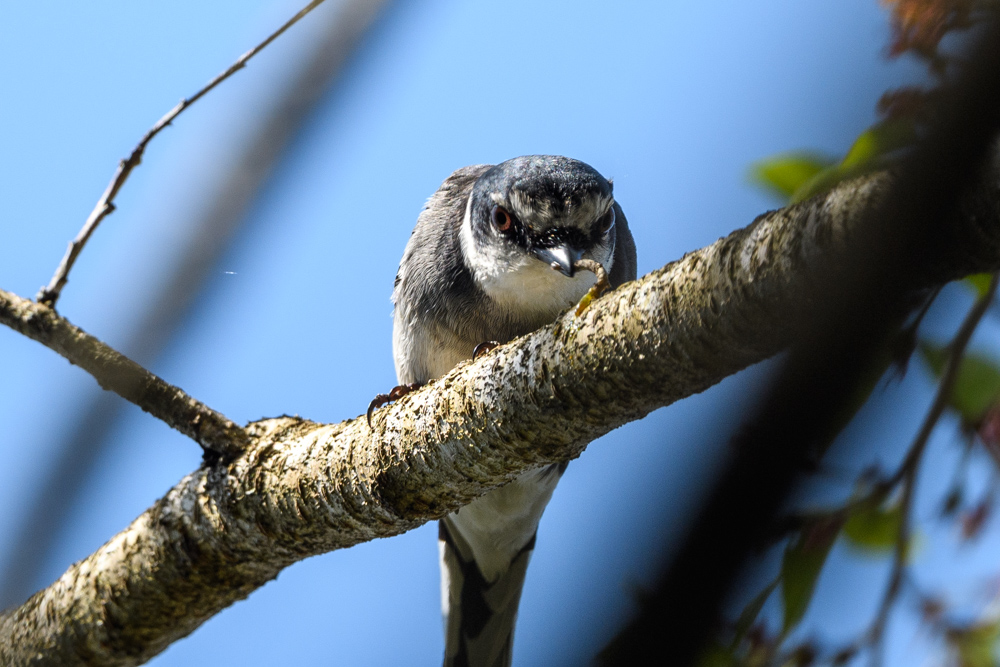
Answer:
0 288 248 458
867 467 917 667
36 0 329 308
867 271 1000 665
889 271 1000 487
3 0 391 611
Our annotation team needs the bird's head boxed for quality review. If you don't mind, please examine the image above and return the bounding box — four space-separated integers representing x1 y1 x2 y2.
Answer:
460 155 618 313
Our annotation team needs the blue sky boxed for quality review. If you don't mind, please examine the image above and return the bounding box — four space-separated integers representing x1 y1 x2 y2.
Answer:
4 0 989 664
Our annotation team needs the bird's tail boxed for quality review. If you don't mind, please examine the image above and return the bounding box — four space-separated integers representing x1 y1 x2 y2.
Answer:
437 463 566 667
439 518 534 667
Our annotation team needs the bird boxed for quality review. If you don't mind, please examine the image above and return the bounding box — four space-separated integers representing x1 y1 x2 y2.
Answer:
378 155 636 666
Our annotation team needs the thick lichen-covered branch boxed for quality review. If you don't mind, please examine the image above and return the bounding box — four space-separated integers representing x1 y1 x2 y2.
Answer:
2 170 1000 666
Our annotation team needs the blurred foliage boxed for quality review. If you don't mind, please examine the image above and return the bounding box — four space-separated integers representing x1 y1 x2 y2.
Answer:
753 0 992 209
781 517 843 633
947 619 1000 667
842 501 904 554
729 2 1000 665
966 272 996 298
751 119 917 204
733 578 780 649
749 153 835 201
882 0 975 64
920 342 1000 426
699 642 738 667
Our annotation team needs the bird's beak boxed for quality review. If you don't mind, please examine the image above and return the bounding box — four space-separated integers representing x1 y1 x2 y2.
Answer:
533 244 584 277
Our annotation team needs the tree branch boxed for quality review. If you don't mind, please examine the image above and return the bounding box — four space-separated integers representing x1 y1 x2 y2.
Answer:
3 168 1000 665
0 290 247 459
35 0 330 308
1 0 394 611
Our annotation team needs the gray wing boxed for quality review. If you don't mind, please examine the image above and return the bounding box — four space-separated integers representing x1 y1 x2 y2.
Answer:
392 165 493 385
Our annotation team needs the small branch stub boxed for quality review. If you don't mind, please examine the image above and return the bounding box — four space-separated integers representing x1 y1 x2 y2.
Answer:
0 289 248 458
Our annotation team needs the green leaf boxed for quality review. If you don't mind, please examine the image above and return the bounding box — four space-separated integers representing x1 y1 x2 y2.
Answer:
749 153 836 201
754 119 918 205
781 518 842 633
921 342 949 375
787 164 854 203
920 342 1000 424
843 502 902 554
966 273 995 299
949 620 1000 667
697 642 735 667
731 577 779 649
841 119 917 169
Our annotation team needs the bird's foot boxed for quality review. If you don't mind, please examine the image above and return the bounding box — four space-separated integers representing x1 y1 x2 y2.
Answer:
472 340 500 360
573 259 610 316
367 382 424 427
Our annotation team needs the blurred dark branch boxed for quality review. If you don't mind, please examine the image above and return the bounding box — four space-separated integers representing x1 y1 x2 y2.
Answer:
600 16 1000 666
869 467 917 667
0 0 392 610
35 0 330 308
890 272 1000 486
869 272 999 665
0 288 247 457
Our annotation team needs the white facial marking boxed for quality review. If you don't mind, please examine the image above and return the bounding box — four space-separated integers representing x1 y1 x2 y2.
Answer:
460 195 615 320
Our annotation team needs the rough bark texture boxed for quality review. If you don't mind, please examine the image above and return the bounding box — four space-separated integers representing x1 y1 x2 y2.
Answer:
2 170 1000 666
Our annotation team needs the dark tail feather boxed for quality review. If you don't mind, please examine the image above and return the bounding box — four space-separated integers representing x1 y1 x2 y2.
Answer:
439 519 535 667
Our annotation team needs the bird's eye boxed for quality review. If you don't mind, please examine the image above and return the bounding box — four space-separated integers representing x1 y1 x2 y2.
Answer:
598 207 616 233
491 205 514 234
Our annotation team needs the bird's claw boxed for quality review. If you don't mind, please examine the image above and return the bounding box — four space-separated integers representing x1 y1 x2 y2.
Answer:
366 394 391 427
366 383 424 427
472 340 500 360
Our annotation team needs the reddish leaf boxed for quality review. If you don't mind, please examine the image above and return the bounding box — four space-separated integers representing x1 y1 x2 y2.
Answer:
878 87 933 120
921 596 946 624
882 0 974 58
979 406 1000 468
960 500 991 541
